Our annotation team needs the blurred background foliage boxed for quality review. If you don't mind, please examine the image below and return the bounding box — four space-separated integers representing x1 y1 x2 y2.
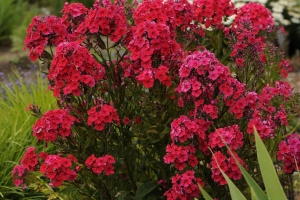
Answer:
0 0 94 49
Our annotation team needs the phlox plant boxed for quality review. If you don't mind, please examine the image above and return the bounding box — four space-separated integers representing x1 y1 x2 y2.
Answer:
12 0 300 199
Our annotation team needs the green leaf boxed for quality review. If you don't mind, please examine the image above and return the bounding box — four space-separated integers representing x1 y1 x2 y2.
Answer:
133 182 158 200
254 128 287 200
226 149 268 200
198 184 214 200
237 162 268 200
221 171 247 200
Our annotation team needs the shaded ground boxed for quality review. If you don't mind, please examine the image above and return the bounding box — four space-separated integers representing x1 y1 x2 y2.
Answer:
0 47 34 75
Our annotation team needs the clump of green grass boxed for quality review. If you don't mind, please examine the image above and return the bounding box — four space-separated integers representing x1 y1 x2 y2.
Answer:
0 70 56 199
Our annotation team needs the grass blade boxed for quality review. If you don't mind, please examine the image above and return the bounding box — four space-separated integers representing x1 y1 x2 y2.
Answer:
254 128 287 200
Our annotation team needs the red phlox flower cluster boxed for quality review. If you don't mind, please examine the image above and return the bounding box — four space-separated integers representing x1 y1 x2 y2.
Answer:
127 20 181 88
228 3 274 67
177 50 246 120
164 170 204 200
48 42 105 97
133 0 193 31
246 83 291 139
85 154 116 175
87 104 120 131
12 147 39 188
61 2 88 32
228 91 257 119
75 1 127 42
278 59 293 78
208 125 244 150
133 0 172 25
20 147 39 171
193 0 235 29
277 133 300 173
32 109 77 142
164 0 194 31
233 3 274 34
12 165 28 188
170 115 211 143
40 154 77 187
211 151 245 185
164 144 198 170
24 15 72 61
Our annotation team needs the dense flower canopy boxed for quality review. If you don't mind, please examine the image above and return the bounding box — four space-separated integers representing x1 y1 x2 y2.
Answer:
15 0 300 199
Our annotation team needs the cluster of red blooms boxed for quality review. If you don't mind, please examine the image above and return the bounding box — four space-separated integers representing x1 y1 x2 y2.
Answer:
127 22 180 88
277 133 300 173
164 144 198 170
233 2 274 33
164 170 204 200
12 147 39 188
48 42 106 97
211 151 245 185
76 0 127 42
85 154 116 175
133 0 193 31
228 3 274 67
278 59 293 78
87 104 120 131
192 0 235 29
126 0 186 88
40 154 77 187
169 115 210 143
61 2 89 32
177 50 246 118
13 147 78 188
208 125 244 150
15 0 300 199
246 82 291 139
24 15 72 61
32 109 77 142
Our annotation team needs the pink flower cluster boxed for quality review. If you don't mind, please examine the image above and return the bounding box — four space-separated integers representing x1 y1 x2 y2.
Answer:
40 154 77 187
277 133 300 173
48 42 106 97
164 170 204 200
211 151 245 185
32 109 77 142
76 0 127 42
12 147 39 188
87 104 120 131
85 154 116 175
